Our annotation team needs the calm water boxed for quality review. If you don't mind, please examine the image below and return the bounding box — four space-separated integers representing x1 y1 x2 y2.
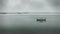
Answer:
0 14 60 34
1 15 60 27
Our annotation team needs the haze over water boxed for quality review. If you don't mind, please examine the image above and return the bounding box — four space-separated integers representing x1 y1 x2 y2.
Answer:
0 0 60 34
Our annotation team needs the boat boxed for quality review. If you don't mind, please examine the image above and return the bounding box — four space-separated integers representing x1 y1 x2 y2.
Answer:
37 17 46 22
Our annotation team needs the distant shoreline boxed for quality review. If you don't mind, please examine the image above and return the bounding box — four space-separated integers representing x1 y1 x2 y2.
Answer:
0 12 60 15
0 14 60 15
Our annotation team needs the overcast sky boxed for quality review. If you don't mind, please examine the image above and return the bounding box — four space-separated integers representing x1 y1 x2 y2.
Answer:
0 0 60 12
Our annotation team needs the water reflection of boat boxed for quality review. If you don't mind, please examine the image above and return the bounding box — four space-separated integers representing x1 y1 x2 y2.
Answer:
37 17 46 22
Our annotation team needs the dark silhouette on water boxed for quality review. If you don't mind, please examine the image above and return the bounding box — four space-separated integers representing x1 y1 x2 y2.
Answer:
37 17 46 22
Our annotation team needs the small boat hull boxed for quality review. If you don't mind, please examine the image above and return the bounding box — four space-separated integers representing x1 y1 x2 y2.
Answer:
37 19 46 22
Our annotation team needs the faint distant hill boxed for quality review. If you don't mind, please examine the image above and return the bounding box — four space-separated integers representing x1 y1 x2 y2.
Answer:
0 12 29 14
0 12 7 14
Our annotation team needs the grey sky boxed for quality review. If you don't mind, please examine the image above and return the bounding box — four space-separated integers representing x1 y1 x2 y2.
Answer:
0 0 60 12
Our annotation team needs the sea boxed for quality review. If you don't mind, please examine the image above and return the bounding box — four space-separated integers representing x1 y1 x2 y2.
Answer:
0 14 60 34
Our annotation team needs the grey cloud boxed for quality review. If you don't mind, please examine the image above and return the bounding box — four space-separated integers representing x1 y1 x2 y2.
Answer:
30 2 44 10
